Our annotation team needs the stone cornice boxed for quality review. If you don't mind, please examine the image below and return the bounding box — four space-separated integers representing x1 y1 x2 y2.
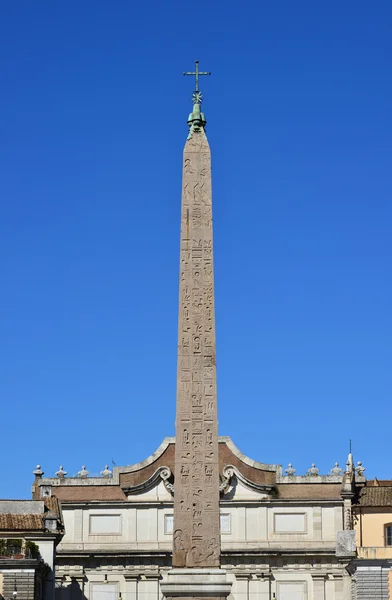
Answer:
35 436 365 489
57 498 343 509
36 438 176 487
57 545 340 557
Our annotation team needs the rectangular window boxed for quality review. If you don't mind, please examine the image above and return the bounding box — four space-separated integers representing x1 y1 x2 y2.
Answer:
220 514 231 534
274 513 307 534
385 525 392 546
89 515 121 535
164 514 174 535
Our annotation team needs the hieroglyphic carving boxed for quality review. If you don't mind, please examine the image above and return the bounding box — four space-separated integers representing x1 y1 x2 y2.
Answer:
173 127 220 568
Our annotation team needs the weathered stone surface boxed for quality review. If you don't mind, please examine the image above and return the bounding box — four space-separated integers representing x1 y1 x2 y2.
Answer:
172 126 220 569
336 530 356 556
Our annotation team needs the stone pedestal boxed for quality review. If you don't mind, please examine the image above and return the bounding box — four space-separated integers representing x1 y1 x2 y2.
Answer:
160 568 232 599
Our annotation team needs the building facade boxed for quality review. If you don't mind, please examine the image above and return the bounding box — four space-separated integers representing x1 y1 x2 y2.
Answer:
350 479 392 599
32 440 364 600
0 497 63 600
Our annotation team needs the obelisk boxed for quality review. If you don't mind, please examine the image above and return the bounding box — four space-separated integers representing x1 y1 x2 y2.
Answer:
160 61 231 600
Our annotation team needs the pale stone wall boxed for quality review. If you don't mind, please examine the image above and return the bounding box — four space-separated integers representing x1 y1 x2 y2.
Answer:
32 538 55 569
58 501 344 552
56 495 349 599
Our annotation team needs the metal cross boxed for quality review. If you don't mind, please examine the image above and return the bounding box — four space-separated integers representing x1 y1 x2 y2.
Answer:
183 60 211 92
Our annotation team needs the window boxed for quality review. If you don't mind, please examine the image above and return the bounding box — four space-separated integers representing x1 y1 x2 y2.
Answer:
164 514 174 535
385 524 392 546
220 514 231 534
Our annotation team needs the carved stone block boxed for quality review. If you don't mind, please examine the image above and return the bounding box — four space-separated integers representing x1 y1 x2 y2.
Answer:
173 127 220 569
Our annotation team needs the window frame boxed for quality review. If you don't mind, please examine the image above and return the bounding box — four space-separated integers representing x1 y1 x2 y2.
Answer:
273 512 307 535
164 514 174 535
385 523 392 547
89 514 122 536
220 513 231 535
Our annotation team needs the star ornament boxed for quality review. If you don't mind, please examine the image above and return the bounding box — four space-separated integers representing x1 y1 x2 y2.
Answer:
192 91 203 104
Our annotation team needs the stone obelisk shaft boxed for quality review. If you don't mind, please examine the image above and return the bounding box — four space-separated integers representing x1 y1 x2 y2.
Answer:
173 124 221 569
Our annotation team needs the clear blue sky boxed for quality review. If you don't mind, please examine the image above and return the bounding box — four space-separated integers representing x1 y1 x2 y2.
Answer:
1 2 391 497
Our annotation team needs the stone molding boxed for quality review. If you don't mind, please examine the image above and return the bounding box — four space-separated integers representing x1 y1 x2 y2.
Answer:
276 470 344 484
34 435 366 487
160 568 232 598
36 437 280 488
121 466 173 496
35 438 176 486
119 462 277 498
220 465 276 496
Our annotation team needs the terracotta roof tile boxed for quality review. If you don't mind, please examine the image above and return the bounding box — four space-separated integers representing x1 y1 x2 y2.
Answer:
356 486 392 507
0 514 43 530
0 496 63 531
277 483 342 500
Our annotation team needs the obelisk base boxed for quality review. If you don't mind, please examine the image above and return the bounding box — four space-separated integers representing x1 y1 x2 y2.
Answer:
160 568 232 599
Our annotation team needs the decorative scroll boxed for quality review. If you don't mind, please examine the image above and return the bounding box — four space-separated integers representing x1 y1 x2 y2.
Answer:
173 127 221 568
121 466 174 496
